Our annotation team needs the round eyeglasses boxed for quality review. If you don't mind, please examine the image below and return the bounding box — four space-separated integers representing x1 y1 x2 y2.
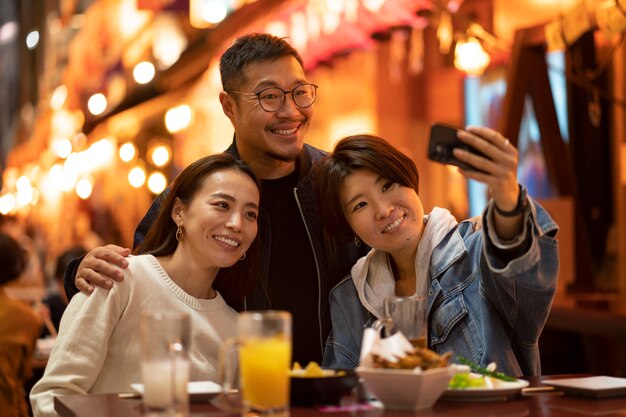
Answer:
227 83 318 112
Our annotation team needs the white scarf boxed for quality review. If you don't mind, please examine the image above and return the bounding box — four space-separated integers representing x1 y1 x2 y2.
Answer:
351 207 458 319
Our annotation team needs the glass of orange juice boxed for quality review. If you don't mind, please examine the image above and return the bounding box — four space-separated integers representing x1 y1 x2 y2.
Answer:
221 311 292 417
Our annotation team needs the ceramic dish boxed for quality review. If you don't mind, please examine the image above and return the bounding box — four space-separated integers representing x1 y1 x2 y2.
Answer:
290 370 359 406
356 366 456 411
442 378 529 400
542 376 626 399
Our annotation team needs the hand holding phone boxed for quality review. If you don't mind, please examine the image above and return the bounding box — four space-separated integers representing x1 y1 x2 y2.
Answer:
427 123 486 171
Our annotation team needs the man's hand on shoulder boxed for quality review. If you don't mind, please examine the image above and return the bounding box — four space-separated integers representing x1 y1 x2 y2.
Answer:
76 245 131 294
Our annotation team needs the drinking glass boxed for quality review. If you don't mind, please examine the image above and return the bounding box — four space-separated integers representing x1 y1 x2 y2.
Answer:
383 296 428 348
140 311 191 417
220 311 292 417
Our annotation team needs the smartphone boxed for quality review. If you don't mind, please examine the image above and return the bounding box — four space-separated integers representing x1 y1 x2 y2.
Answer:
427 123 485 171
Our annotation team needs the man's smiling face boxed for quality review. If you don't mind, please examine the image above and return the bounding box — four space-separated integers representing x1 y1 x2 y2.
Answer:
222 56 314 173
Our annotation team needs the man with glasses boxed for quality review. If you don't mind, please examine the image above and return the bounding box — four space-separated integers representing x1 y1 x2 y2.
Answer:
63 33 367 365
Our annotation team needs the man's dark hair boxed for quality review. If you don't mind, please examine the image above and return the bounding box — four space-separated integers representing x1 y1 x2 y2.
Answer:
219 33 304 91
54 246 88 282
0 232 28 285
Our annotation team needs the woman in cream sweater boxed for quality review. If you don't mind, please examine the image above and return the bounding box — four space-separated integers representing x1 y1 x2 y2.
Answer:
31 154 262 416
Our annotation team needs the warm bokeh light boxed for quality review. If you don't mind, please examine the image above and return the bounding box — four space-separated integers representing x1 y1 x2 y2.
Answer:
52 110 78 139
0 194 16 215
58 167 78 192
2 167 19 190
454 37 491 76
118 0 151 40
50 85 68 110
363 0 386 12
164 104 192 133
87 93 107 115
128 166 146 188
64 153 89 176
133 61 156 84
39 168 61 204
54 138 73 159
148 171 167 194
76 178 93 199
89 138 116 168
152 15 188 69
15 176 34 208
202 0 229 24
48 164 63 188
30 188 40 206
73 132 88 149
119 142 137 162
150 144 171 167
265 21 289 38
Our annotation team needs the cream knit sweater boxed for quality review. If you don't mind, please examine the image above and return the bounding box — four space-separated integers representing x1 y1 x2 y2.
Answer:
30 254 238 417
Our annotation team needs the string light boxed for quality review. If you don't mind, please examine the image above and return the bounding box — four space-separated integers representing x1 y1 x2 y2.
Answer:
128 166 146 188
119 142 137 162
133 61 156 84
87 93 107 115
148 171 167 194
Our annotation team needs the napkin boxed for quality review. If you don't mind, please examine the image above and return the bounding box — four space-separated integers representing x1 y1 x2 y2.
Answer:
359 326 414 368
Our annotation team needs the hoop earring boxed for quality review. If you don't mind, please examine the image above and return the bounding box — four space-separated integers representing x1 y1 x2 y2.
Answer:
354 236 361 248
239 253 246 261
176 225 184 242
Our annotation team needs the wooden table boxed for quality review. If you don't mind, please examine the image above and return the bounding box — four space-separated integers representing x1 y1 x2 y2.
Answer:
54 376 626 417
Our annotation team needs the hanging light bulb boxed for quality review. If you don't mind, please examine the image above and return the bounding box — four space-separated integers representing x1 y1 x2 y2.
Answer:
454 37 490 76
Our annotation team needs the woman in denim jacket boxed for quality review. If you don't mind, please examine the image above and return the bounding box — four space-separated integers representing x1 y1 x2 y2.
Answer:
315 129 558 377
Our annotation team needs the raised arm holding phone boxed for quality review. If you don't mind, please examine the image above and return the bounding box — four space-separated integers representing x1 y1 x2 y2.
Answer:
315 128 559 376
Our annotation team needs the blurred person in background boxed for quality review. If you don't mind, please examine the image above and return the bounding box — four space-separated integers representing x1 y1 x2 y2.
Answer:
0 232 42 417
31 154 261 417
40 246 88 338
0 215 45 291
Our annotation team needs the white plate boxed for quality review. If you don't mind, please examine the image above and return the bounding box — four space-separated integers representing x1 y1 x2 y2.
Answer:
130 381 221 402
442 378 529 400
542 376 626 399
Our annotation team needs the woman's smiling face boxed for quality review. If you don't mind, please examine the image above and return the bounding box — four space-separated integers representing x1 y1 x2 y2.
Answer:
176 168 259 268
340 168 424 258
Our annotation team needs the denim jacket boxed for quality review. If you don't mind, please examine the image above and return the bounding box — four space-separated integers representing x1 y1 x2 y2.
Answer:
322 195 559 377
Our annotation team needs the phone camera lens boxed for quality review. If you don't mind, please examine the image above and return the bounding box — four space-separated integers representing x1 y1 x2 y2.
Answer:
434 145 448 159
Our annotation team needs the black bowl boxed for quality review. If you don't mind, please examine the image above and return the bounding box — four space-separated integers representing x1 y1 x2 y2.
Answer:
290 370 359 406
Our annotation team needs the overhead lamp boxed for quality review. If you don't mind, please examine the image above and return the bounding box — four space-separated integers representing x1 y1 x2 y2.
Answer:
453 23 508 76
454 36 490 76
